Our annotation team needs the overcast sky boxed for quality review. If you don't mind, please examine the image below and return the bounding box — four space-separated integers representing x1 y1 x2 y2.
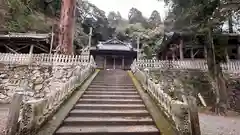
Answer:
85 0 166 19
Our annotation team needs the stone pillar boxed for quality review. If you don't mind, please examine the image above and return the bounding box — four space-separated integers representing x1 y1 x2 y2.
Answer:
179 39 184 60
58 0 76 54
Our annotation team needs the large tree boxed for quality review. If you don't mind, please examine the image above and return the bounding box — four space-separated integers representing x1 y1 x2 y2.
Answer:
128 8 149 28
107 11 122 28
148 10 162 28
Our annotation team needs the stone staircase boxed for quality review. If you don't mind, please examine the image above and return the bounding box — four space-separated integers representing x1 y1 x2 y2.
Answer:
55 70 160 135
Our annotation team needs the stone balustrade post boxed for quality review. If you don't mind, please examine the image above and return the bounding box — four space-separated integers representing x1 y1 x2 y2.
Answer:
6 93 23 135
171 101 191 135
143 68 150 88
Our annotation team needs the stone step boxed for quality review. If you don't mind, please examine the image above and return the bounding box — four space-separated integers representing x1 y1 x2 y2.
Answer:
89 85 135 88
63 116 154 126
91 81 133 84
54 70 160 135
74 104 146 110
92 82 133 84
90 83 134 86
69 109 149 117
82 95 141 99
87 88 137 91
84 91 139 95
78 99 143 104
55 125 159 135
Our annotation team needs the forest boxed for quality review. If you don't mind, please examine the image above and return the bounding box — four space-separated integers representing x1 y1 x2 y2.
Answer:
0 0 164 56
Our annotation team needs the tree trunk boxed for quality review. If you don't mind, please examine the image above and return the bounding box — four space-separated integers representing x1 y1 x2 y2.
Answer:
57 0 76 54
206 28 228 115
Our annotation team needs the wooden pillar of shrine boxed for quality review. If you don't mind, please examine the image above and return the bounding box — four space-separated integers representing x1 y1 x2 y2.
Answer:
172 51 176 61
225 48 229 62
104 56 107 69
238 44 240 59
113 57 116 69
122 56 125 70
191 47 194 60
204 45 207 59
179 39 184 60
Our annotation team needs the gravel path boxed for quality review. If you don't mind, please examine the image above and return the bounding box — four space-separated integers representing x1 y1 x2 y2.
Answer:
200 113 240 135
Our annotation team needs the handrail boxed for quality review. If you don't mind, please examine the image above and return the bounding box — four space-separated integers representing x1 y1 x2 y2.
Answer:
131 59 198 135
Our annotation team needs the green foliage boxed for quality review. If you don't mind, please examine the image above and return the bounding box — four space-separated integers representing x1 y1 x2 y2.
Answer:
2 0 63 32
143 45 154 59
106 9 164 57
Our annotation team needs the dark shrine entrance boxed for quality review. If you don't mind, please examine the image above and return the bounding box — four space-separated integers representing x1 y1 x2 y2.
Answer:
90 38 137 70
106 55 125 69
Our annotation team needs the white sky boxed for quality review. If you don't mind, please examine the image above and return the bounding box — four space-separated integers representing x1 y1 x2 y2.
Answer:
85 0 166 20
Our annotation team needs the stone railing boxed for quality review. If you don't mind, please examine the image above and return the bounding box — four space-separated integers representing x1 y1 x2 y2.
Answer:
131 60 194 135
137 59 240 73
0 53 90 66
6 56 96 135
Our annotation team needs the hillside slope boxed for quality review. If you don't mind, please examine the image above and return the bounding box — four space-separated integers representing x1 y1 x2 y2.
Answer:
0 0 60 33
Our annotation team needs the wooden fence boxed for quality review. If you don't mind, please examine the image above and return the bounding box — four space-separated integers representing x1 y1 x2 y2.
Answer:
137 59 240 73
0 53 90 66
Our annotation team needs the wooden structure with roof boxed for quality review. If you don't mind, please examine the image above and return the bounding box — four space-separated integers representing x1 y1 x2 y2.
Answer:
90 37 137 70
157 32 240 60
0 33 52 54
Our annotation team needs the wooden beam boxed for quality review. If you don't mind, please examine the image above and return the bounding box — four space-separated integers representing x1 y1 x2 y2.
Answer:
193 50 200 57
4 45 18 54
34 44 49 53
15 45 30 52
37 43 49 51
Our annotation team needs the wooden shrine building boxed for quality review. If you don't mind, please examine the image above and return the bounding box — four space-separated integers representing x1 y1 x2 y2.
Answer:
157 32 240 60
90 37 137 70
0 33 52 54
